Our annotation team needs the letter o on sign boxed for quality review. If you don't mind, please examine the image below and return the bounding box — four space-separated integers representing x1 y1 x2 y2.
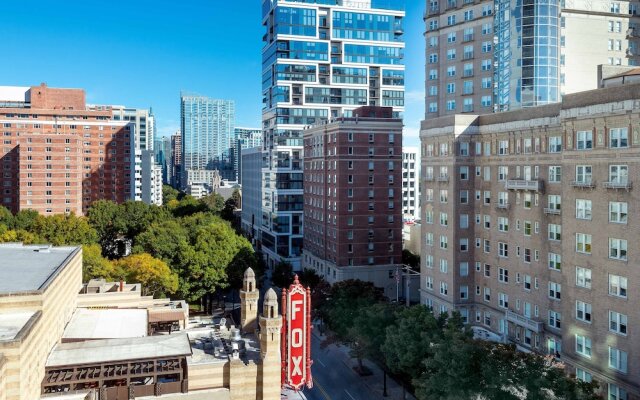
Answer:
292 328 303 348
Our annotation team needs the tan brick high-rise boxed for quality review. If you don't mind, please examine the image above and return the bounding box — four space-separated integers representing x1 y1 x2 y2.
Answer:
420 82 640 399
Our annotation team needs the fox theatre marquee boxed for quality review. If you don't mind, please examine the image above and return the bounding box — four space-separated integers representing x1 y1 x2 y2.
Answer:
281 276 313 391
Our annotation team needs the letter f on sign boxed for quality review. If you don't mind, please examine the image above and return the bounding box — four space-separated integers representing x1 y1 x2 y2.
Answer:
291 299 303 320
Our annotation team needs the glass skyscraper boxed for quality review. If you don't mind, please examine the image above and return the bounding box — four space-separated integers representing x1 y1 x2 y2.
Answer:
180 95 235 183
261 0 406 269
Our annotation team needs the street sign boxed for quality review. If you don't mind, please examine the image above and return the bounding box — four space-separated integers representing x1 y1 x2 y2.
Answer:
281 275 313 391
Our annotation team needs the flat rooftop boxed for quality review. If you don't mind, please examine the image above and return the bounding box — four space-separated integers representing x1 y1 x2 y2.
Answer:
0 311 37 342
0 244 80 294
47 334 192 367
62 309 147 341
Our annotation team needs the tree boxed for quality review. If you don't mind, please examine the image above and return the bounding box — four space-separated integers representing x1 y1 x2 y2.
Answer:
201 193 225 214
226 247 261 290
86 200 123 256
271 261 293 289
348 302 398 373
32 214 98 246
12 209 39 231
0 206 13 228
382 305 442 381
113 253 178 297
0 229 43 244
82 244 116 282
298 268 322 289
133 219 189 266
171 196 208 218
402 249 420 270
162 185 180 204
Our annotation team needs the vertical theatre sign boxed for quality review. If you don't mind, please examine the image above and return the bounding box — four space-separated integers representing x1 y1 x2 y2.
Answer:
281 275 313 391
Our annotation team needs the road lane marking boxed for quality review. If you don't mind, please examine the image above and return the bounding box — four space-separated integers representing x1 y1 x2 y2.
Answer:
315 381 332 400
344 389 356 400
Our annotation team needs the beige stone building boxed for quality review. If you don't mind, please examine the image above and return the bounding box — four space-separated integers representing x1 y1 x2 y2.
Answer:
0 243 283 400
420 82 640 399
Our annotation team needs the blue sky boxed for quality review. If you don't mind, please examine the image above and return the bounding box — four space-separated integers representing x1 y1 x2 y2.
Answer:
0 0 425 147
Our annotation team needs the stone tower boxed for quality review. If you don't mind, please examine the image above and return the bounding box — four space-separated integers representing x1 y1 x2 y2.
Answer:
259 288 282 400
240 267 259 333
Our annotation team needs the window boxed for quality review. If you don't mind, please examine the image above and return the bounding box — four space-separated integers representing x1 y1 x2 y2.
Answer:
464 9 474 20
498 268 509 283
498 293 508 308
575 335 592 358
498 217 509 232
484 287 491 302
498 242 508 257
549 311 561 329
608 384 628 400
484 264 491 277
447 14 456 25
609 238 627 260
609 202 628 223
460 262 469 276
548 195 561 211
447 82 456 94
447 32 457 43
576 233 592 254
524 193 532 209
609 311 627 335
460 285 468 299
576 267 592 289
481 41 492 53
575 199 592 220
576 301 592 322
609 165 628 184
447 49 456 60
548 224 561 241
548 253 561 271
609 274 627 298
609 128 628 148
440 189 448 203
576 130 593 150
483 191 491 205
608 347 628 373
440 212 448 226
481 59 491 71
440 235 448 249
446 100 456 111
440 282 448 295
549 136 562 153
575 165 592 184
524 275 532 290
498 140 508 155
575 369 592 383
425 276 433 290
549 282 561 300
548 166 561 183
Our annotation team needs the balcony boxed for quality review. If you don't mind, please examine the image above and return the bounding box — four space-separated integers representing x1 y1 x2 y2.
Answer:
603 181 632 190
571 180 595 189
505 179 543 192
495 203 510 211
505 310 544 333
436 175 449 182
627 28 639 38
543 207 561 215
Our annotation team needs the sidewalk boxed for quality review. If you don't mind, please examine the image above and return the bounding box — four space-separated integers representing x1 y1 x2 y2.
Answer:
312 324 416 400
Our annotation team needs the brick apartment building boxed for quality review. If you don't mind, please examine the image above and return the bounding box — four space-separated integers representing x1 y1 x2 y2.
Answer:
420 82 640 399
302 107 404 299
0 84 134 215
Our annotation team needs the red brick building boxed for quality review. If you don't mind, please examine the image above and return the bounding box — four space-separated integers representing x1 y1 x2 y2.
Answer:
302 107 403 298
0 83 134 215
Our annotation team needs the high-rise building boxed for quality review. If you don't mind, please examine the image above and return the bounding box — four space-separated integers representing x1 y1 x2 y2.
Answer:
302 107 403 298
241 147 264 245
180 95 235 185
233 127 263 184
402 147 419 220
107 106 155 151
171 131 182 189
261 0 406 269
141 150 163 206
0 84 134 215
425 0 633 117
419 82 640 398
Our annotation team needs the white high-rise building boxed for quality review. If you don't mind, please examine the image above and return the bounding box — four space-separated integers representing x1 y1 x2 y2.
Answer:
402 147 419 221
261 0 406 269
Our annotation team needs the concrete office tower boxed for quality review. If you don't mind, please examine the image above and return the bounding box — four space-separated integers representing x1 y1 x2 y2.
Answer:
420 82 640 399
302 107 403 298
233 127 262 184
171 131 182 188
0 84 135 215
180 94 235 185
107 106 155 151
241 147 264 244
261 0 406 269
402 147 420 220
425 0 633 117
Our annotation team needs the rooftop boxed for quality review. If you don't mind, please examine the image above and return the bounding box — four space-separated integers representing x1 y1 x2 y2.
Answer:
62 309 147 342
0 311 38 342
0 244 80 294
46 334 192 367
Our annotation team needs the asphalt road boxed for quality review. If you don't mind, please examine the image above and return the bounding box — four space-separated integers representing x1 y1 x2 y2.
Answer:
299 333 379 400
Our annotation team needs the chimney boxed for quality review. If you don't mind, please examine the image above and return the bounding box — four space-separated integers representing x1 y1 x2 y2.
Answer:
119 279 124 292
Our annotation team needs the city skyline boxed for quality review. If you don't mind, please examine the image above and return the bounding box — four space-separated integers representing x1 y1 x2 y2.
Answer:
0 0 426 146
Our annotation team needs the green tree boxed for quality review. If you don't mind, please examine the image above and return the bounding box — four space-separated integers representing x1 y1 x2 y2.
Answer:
0 229 43 244
113 253 179 297
402 249 420 270
12 209 39 231
162 185 180 204
86 200 123 255
32 214 98 246
133 219 190 265
348 302 398 373
171 195 208 217
82 244 116 282
0 206 13 228
382 305 442 381
226 247 261 290
271 261 293 289
201 193 225 214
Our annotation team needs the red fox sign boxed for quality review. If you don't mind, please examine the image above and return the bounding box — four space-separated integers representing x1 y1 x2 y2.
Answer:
281 275 313 391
